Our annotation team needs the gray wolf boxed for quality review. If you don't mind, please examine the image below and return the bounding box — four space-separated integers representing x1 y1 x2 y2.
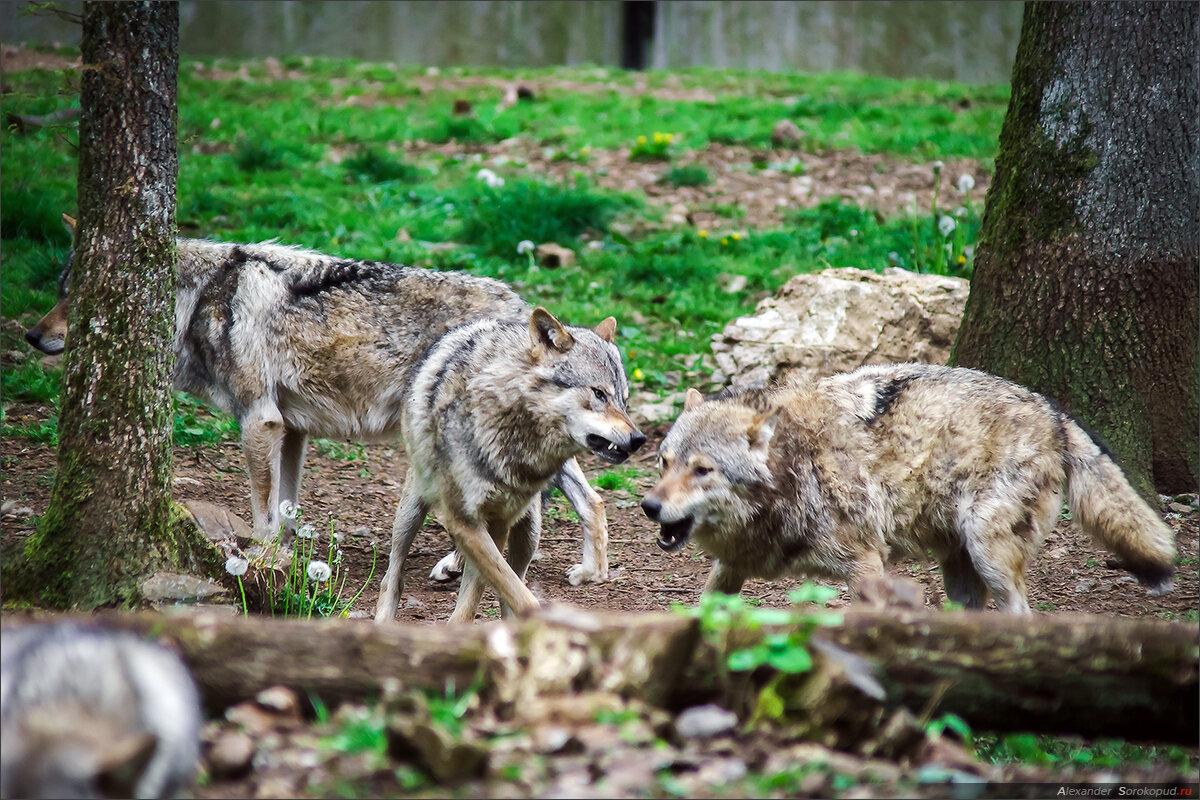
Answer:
640 363 1176 614
375 308 644 624
0 623 201 799
25 215 612 585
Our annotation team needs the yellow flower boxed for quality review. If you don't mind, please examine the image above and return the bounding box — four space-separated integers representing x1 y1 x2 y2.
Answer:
580 146 590 156
632 368 644 381
664 133 675 143
637 135 647 145
653 132 664 144
957 255 967 265
721 237 729 246
731 232 743 241
698 229 708 238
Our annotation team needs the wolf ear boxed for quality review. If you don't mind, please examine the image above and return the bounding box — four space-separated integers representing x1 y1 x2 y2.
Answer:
594 316 617 343
747 406 781 456
529 307 575 358
62 213 78 240
684 387 705 412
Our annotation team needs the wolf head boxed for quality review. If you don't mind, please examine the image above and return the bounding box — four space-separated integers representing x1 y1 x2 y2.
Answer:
641 388 780 553
24 213 76 356
527 307 645 464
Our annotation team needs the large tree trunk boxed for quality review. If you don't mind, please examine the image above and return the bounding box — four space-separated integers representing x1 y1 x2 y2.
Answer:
9 606 1194 745
5 2 217 608
950 2 1199 499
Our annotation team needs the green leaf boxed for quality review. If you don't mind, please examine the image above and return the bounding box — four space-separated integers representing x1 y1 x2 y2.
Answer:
767 645 813 673
727 647 764 672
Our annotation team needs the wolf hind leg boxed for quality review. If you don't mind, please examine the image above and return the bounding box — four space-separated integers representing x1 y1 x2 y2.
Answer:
703 559 746 595
374 473 429 625
241 401 286 542
501 497 542 619
554 458 608 585
429 550 463 583
958 501 1047 615
938 546 990 609
845 548 888 603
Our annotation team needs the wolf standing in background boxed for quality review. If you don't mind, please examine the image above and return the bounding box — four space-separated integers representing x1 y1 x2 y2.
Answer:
0 623 201 799
25 215 612 585
375 308 644 624
641 363 1176 614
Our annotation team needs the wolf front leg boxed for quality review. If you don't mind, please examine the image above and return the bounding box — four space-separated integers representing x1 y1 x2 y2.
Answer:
276 428 309 536
374 474 429 625
500 497 542 619
241 401 287 541
702 560 746 595
554 458 609 585
444 511 538 624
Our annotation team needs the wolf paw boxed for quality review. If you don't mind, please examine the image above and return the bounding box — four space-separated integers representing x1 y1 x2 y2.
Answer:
566 563 607 585
429 551 463 583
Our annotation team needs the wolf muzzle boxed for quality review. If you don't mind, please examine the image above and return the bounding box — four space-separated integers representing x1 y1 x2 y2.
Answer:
586 430 646 464
640 497 693 552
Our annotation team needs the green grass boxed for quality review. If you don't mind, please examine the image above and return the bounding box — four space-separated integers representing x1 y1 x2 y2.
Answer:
594 465 646 493
972 733 1197 774
1 57 998 446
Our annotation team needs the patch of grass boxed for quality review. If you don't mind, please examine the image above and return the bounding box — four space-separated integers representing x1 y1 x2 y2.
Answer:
173 393 240 446
972 733 1197 774
453 177 633 256
659 164 711 187
1 361 61 405
342 146 424 184
594 465 645 493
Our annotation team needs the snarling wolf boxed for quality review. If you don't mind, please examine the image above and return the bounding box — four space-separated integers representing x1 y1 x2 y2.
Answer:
641 363 1176 613
375 308 644 624
1 623 201 799
25 215 613 584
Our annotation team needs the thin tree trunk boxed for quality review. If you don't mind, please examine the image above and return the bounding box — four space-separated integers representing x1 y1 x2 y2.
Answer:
951 1 1199 499
5 2 217 607
8 606 1194 745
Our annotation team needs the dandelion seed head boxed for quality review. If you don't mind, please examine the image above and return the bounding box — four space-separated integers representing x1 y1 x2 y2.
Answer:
957 173 975 193
516 239 535 255
297 523 317 540
938 215 957 237
225 556 249 577
307 560 332 583
278 500 298 521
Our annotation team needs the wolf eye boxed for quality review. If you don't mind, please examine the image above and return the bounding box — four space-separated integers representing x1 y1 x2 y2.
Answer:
693 465 712 477
591 387 607 402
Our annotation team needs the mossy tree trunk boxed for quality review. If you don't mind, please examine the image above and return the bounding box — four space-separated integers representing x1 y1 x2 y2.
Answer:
950 2 1199 499
8 2 216 608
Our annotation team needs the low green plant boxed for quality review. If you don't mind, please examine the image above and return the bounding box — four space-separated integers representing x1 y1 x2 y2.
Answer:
594 465 644 493
251 507 377 619
972 733 1196 773
659 164 710 187
630 131 678 162
343 146 424 184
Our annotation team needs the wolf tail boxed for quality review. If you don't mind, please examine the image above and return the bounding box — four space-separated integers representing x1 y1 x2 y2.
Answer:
1062 417 1176 595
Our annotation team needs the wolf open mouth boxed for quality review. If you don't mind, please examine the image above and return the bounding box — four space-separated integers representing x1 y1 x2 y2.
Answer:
586 434 632 464
656 516 693 552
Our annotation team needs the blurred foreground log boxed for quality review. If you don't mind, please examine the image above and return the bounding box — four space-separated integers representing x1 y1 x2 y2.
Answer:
4 604 1195 744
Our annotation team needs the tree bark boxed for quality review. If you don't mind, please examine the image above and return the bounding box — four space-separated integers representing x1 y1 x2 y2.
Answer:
4 2 218 608
950 1 1199 499
7 606 1194 745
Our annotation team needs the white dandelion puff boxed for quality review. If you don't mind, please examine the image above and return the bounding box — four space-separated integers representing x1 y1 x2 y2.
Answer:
296 523 317 540
932 160 945 174
516 239 535 255
278 500 298 521
306 560 332 583
476 168 504 188
957 173 975 193
938 215 957 237
225 556 249 577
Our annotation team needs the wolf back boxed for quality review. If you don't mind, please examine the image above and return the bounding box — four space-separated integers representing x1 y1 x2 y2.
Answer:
1 623 201 799
642 363 1176 613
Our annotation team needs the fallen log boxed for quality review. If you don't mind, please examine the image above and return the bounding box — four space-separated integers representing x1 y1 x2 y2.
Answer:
3 604 1194 744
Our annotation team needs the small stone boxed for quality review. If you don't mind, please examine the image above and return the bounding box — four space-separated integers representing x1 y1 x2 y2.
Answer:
2 503 33 518
403 595 426 610
1167 502 1192 514
207 730 256 780
141 572 229 605
771 119 804 147
674 704 738 739
255 686 299 715
1073 578 1096 593
535 243 576 269
662 213 689 226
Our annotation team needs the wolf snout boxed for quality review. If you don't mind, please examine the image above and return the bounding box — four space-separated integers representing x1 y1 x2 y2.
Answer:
629 430 647 452
586 429 646 464
641 496 662 521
